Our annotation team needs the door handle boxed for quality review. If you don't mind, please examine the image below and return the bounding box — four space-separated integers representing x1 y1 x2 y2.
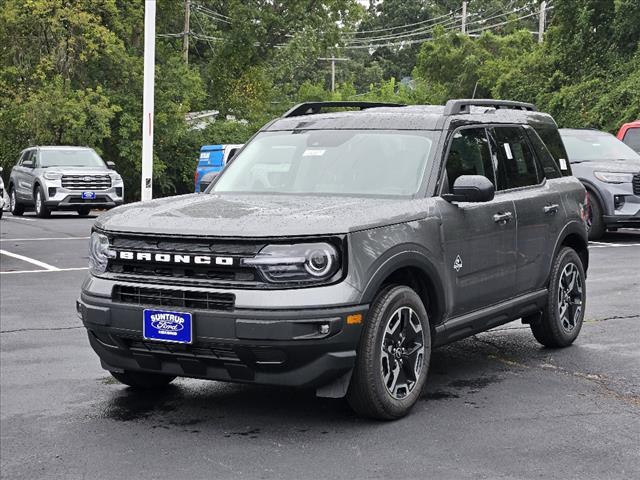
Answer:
544 204 559 214
493 211 513 224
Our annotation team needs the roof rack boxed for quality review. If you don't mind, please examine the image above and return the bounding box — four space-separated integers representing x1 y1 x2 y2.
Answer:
282 101 405 118
444 99 537 115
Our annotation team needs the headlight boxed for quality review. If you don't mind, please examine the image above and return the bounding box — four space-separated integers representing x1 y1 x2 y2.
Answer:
89 232 115 274
593 171 634 183
242 243 340 283
43 171 62 180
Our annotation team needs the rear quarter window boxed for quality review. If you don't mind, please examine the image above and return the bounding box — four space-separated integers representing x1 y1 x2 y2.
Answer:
533 125 572 176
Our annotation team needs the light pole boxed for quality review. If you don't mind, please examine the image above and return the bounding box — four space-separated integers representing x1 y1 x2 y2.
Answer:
140 0 156 202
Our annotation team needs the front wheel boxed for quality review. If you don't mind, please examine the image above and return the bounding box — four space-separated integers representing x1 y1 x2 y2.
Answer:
110 370 176 389
347 285 431 420
530 247 586 348
586 193 605 240
9 188 24 216
34 187 51 218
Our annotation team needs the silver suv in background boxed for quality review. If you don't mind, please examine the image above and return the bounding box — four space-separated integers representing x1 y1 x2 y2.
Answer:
8 146 124 218
560 129 640 239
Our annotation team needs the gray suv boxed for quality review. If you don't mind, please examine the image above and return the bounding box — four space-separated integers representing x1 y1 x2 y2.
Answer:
79 100 589 419
8 146 124 218
560 128 640 239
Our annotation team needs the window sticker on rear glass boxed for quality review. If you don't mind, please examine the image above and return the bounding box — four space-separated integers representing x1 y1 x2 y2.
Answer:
503 143 513 160
200 152 210 159
559 158 567 170
302 149 326 157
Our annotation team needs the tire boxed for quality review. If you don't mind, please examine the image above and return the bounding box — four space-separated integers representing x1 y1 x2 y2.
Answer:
9 187 24 216
347 285 431 420
110 370 176 389
77 207 91 216
34 186 51 218
530 247 586 348
586 192 605 240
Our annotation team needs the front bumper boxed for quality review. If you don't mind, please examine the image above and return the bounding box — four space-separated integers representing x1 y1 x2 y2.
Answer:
597 180 640 227
44 186 123 210
78 289 367 389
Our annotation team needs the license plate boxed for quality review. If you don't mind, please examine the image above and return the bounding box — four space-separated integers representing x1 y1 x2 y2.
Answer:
143 309 193 344
81 191 96 200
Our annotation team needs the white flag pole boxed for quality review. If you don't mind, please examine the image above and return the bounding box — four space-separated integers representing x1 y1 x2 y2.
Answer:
140 0 156 201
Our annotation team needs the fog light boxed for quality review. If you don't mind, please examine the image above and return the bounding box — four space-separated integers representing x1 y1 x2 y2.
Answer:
614 195 625 210
319 324 330 335
48 187 56 197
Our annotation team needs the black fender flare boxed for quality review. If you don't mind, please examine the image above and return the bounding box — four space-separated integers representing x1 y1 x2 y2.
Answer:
359 245 446 325
549 220 589 279
579 178 607 215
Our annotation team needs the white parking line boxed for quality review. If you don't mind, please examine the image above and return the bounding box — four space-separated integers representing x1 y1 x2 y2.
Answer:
0 237 89 242
3 216 36 222
0 267 88 275
589 242 640 248
0 249 60 271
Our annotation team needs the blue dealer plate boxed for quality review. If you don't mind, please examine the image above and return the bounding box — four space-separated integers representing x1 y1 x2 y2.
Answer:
81 191 96 200
143 309 193 344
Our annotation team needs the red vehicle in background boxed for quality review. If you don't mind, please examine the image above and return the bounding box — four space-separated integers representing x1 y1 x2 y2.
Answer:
617 120 640 154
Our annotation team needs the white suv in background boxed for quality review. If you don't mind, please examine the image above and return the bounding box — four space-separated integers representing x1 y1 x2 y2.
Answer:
8 146 124 218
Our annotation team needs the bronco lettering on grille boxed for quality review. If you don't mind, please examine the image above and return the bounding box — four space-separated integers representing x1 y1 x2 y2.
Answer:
117 250 235 266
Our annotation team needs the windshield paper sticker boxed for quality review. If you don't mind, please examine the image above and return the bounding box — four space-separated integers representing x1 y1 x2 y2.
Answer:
303 149 326 157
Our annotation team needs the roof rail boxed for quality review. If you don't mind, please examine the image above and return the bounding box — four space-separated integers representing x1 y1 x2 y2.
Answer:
282 101 405 118
444 99 537 115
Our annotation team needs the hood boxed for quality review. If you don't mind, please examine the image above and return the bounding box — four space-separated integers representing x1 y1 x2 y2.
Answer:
40 166 111 174
570 158 640 173
96 193 430 237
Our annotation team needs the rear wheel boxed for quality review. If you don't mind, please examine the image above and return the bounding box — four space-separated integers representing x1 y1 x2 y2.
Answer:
9 187 24 216
586 193 605 240
530 247 586 348
110 371 176 389
34 186 51 218
77 207 91 216
347 285 431 420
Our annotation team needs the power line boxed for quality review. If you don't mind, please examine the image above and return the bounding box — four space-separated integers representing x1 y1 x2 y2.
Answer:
343 14 464 44
467 7 553 35
341 8 461 36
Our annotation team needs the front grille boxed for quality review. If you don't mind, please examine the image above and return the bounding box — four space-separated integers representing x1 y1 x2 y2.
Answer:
107 236 266 287
113 285 235 311
633 174 640 195
61 174 112 190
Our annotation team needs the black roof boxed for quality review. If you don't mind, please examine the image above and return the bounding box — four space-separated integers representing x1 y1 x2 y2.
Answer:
266 100 556 131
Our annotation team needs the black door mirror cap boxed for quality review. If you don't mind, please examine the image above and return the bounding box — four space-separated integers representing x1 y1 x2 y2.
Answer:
442 175 495 203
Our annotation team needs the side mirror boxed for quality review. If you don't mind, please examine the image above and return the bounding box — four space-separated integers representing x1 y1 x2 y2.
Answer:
0 166 3 172
442 175 495 203
22 160 34 168
106 161 116 169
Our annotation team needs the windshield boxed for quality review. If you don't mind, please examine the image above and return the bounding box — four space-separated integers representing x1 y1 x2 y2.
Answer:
212 130 436 197
39 149 106 168
560 130 640 162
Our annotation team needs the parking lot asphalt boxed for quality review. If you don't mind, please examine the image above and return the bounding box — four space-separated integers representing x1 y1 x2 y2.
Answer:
1 212 639 480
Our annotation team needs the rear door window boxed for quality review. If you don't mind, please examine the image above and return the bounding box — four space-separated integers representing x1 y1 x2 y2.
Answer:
524 126 562 179
443 128 495 192
490 127 541 190
533 125 571 175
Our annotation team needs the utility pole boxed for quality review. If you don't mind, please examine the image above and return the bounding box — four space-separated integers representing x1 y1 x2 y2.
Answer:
461 1 468 34
317 57 349 92
183 0 190 65
538 1 547 44
141 0 156 201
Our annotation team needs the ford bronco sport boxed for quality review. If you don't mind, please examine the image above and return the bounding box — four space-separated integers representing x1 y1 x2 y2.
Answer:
79 100 589 420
